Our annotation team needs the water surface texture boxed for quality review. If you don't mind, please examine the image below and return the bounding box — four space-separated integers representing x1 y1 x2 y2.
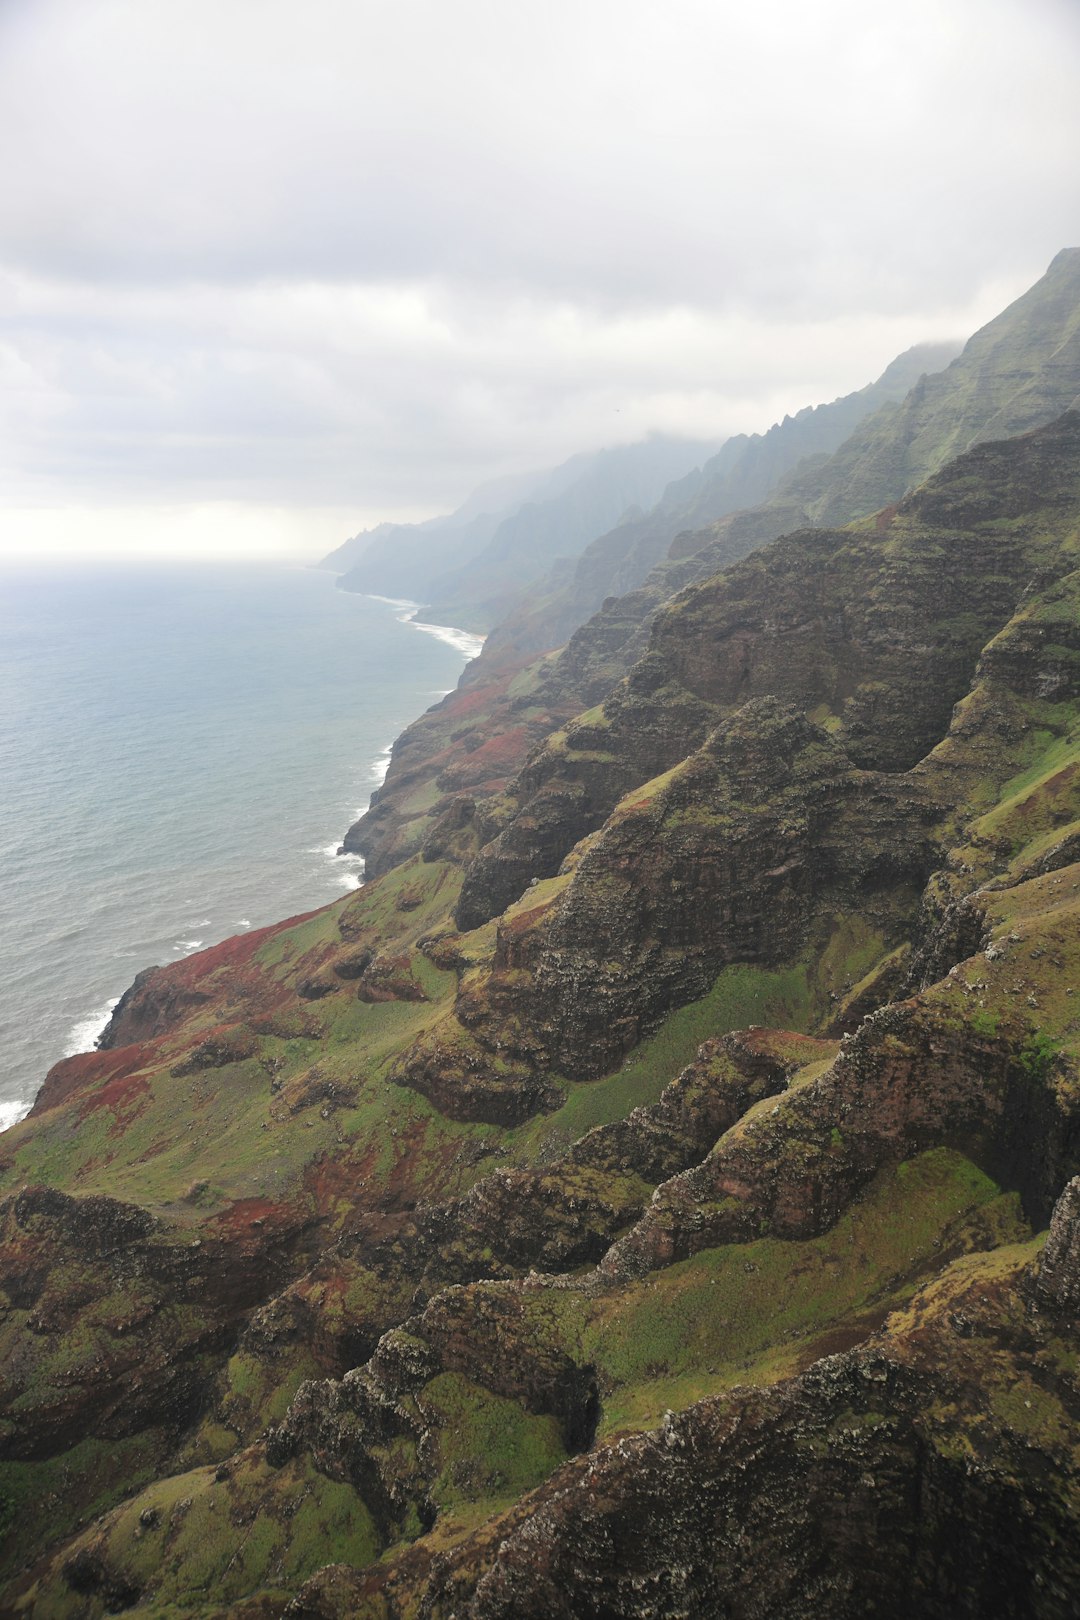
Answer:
0 563 480 1125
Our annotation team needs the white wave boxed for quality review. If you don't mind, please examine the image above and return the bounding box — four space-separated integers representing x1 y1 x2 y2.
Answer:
327 855 365 890
310 839 363 866
236 918 252 929
408 618 486 659
64 995 121 1058
309 836 365 891
175 938 204 954
0 1097 32 1133
364 592 421 610
364 591 485 661
369 746 394 785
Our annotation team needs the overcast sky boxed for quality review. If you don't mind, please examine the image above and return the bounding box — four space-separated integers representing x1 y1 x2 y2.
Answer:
1 0 1078 560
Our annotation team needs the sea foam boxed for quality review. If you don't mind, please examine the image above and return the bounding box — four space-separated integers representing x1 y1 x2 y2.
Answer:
369 746 394 786
64 995 121 1058
0 1097 32 1133
410 621 485 659
362 594 486 662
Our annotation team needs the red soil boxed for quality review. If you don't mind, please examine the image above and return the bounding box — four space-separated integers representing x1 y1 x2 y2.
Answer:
31 1045 158 1115
78 1069 151 1124
209 1196 291 1235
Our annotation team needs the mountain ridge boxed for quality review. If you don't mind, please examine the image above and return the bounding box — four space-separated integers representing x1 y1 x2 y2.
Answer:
330 434 720 628
480 339 960 663
6 267 1080 1617
342 253 1080 886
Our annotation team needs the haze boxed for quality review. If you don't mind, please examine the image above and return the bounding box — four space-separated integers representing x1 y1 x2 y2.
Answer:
1 0 1077 560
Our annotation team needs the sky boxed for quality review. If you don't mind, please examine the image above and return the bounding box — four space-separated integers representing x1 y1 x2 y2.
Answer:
0 0 1078 561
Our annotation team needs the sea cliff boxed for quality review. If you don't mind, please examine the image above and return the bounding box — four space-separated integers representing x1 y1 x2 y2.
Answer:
4 258 1080 1617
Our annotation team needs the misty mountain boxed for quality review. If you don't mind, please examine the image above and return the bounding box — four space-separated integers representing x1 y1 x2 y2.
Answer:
325 435 719 619
720 246 1080 542
537 250 1080 714
481 339 959 663
317 463 557 592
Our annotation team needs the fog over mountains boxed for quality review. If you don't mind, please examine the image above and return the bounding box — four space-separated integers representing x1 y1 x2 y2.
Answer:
11 251 1080 1616
322 341 960 635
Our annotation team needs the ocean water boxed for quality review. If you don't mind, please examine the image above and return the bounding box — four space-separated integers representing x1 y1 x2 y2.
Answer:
0 563 482 1129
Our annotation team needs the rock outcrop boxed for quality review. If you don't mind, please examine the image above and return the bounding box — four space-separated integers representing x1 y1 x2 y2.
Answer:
343 253 1080 885
7 294 1080 1615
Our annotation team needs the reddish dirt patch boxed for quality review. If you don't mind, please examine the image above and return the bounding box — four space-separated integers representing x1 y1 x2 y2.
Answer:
166 910 323 983
32 1045 158 1115
304 1146 379 1220
734 1029 836 1062
441 727 531 790
385 1117 462 1210
209 1196 291 1235
106 909 338 1050
499 902 549 938
441 671 518 722
78 1069 151 1123
1029 762 1079 802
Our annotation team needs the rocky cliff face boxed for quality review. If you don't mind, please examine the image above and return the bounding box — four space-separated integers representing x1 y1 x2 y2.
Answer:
479 340 960 666
346 255 1080 888
7 384 1080 1609
453 412 1080 934
715 246 1080 541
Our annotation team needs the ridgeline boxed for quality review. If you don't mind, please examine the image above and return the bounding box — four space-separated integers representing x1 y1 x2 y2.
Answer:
4 254 1080 1618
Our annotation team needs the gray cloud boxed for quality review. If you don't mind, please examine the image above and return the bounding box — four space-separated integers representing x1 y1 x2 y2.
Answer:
0 0 1077 542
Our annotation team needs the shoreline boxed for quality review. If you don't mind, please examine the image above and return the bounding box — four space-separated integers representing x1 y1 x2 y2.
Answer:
360 590 487 661
0 586 484 1131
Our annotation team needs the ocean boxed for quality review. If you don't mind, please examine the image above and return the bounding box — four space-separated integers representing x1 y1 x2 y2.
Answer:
0 562 482 1129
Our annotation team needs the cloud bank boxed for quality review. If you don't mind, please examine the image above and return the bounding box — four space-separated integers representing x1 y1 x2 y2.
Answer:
0 0 1077 553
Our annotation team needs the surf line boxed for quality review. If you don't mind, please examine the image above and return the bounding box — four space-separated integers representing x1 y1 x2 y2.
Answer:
364 594 486 662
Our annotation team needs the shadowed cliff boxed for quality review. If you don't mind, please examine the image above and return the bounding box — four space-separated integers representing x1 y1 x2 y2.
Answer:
6 334 1080 1614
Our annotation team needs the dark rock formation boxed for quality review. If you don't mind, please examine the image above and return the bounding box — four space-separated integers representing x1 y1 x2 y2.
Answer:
8 288 1080 1616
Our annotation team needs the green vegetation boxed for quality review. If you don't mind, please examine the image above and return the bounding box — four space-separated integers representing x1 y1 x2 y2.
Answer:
507 960 815 1160
0 1433 162 1578
423 1374 566 1511
1019 1029 1061 1082
583 1152 1023 1433
11 383 1080 1613
13 1454 380 1618
414 1151 1025 1449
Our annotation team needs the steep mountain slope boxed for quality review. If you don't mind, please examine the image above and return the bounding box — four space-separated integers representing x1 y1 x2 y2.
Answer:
328 342 957 642
711 245 1080 543
445 411 1080 933
335 434 719 629
485 230 1080 675
6 413 1080 1615
317 465 553 592
346 254 1080 884
481 340 959 664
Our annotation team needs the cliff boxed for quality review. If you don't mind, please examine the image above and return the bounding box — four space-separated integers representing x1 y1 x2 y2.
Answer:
344 254 1080 885
480 339 960 665
5 281 1080 1617
333 434 719 633
689 246 1080 552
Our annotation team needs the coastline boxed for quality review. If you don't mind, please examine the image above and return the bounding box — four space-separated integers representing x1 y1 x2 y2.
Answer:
361 591 487 661
0 585 484 1132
